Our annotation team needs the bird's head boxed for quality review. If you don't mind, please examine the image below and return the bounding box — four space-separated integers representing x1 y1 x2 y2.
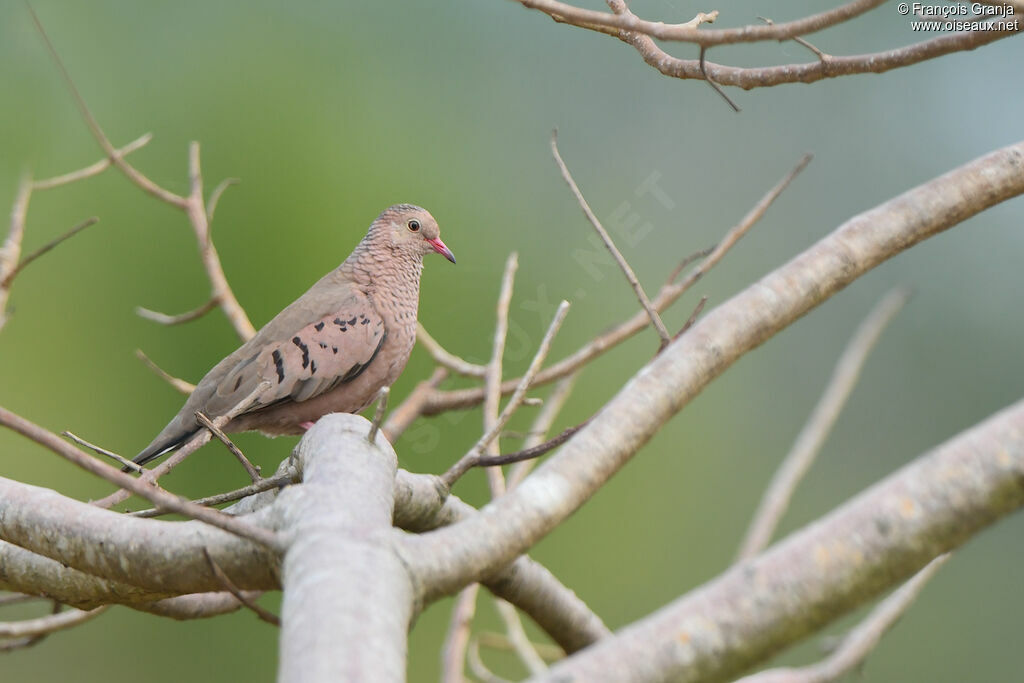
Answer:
375 204 456 264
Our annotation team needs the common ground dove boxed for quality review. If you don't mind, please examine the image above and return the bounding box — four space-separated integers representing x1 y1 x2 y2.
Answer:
131 204 455 468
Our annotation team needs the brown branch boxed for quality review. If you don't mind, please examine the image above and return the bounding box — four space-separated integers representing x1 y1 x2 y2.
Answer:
0 405 281 551
202 548 280 626
518 0 886 46
205 177 239 222
93 381 270 509
484 252 520 496
737 288 911 561
494 598 548 675
551 131 671 348
508 374 577 487
0 605 108 639
195 411 262 483
737 555 950 683
672 295 707 341
136 296 219 326
441 300 570 488
442 584 481 683
421 154 809 416
0 177 32 331
31 134 152 190
468 636 514 683
129 468 298 518
606 3 1022 91
476 420 589 468
381 367 448 441
418 323 487 377
61 430 143 473
135 349 196 395
2 217 99 288
699 46 741 112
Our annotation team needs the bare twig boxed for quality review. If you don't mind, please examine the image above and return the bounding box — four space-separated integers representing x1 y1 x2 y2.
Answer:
202 548 280 626
129 467 297 518
136 296 219 326
484 253 520 496
736 288 910 560
206 177 240 222
442 584 480 683
665 245 715 286
519 0 886 45
509 374 577 487
477 419 589 469
551 132 670 348
418 324 486 377
2 217 99 287
382 367 448 441
0 604 108 639
441 300 570 488
0 177 32 331
672 295 708 341
61 430 142 473
699 46 741 112
468 637 514 683
758 16 830 62
737 555 950 683
495 598 548 675
478 631 565 661
0 405 281 550
31 134 152 190
135 349 196 395
195 411 262 483
367 386 390 444
421 155 809 415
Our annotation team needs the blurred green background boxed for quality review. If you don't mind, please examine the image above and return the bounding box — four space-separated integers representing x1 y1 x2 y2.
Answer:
1 1 1022 680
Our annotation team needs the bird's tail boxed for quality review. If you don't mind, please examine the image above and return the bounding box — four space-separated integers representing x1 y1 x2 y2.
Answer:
125 428 199 472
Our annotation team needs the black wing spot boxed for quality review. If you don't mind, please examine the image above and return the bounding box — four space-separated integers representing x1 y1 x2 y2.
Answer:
319 342 328 349
332 346 338 354
310 360 317 375
272 350 285 384
334 317 347 332
314 321 325 331
361 318 370 325
348 316 357 326
292 336 310 369
233 376 243 392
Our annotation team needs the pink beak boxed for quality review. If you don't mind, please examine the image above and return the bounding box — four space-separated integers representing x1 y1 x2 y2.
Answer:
427 237 456 264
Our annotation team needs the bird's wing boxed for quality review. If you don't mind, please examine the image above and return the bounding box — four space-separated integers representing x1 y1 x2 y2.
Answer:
207 304 386 416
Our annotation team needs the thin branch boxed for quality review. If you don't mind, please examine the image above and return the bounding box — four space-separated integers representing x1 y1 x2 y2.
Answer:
382 367 448 441
92 381 270 509
136 296 219 326
135 349 196 395
699 46 741 112
31 133 152 190
2 217 99 288
478 631 565 662
509 374 577 487
737 555 951 683
484 252 520 496
477 420 589 469
421 154 809 415
129 468 298 518
0 405 281 550
494 598 548 675
206 177 240 222
195 411 262 483
0 605 108 639
62 430 142 473
367 386 390 444
441 300 570 488
736 288 911 561
202 548 280 626
27 6 188 208
518 0 886 45
551 131 671 348
468 637 515 683
0 177 32 331
442 584 481 683
672 295 708 341
418 323 487 377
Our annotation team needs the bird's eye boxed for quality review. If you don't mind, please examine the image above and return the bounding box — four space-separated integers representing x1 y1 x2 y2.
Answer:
407 219 421 232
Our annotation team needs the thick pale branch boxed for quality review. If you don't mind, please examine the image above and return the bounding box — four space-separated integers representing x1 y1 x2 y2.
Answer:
737 288 910 560
401 140 1024 599
531 398 1024 683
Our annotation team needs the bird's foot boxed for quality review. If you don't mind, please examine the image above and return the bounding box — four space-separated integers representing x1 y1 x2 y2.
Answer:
299 421 316 431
